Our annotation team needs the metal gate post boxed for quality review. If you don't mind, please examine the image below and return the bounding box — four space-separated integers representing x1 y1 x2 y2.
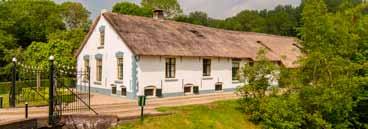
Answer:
48 56 55 126
88 66 91 108
10 57 17 108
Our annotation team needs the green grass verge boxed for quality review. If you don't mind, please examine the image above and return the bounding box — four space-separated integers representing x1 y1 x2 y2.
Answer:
114 100 260 129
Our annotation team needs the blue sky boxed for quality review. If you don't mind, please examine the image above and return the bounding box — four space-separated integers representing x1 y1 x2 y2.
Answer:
55 0 301 19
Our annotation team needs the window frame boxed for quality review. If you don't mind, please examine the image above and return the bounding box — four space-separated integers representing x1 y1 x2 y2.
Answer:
111 86 117 95
165 58 176 78
83 59 89 81
232 59 241 81
96 59 102 82
121 87 127 96
202 59 211 76
99 26 105 47
117 57 124 80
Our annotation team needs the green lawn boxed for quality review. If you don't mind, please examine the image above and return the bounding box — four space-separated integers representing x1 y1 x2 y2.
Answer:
114 100 260 129
0 87 75 108
0 93 9 108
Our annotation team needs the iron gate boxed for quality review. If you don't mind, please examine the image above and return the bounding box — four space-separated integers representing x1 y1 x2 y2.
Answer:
9 57 98 127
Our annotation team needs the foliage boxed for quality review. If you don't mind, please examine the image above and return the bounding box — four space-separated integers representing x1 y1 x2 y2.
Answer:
47 28 86 48
60 2 90 29
174 5 301 37
175 11 210 26
141 0 182 18
0 0 90 81
262 5 301 36
0 0 65 47
112 2 152 17
23 39 76 66
237 0 368 128
115 100 260 129
231 10 266 33
257 93 304 129
237 49 279 100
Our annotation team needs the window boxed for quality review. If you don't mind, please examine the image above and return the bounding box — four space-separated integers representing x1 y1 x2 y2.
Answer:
121 87 126 96
117 57 123 80
203 59 211 76
215 82 223 91
184 87 192 93
83 59 89 81
165 58 176 78
96 59 102 81
145 89 155 96
144 86 156 96
232 59 241 81
112 86 117 95
99 26 105 46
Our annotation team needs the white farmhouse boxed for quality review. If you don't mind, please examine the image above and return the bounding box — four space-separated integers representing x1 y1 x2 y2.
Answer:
75 10 302 99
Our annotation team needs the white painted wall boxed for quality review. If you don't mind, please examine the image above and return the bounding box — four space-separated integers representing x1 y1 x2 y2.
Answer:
77 15 135 94
137 56 248 95
76 14 273 98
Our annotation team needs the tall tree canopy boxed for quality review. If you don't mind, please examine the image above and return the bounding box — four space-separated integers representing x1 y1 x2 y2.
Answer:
0 0 90 81
0 0 64 47
112 2 152 17
60 2 91 29
262 5 301 36
237 0 368 128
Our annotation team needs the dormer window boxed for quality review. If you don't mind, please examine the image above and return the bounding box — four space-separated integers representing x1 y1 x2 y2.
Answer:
99 26 105 47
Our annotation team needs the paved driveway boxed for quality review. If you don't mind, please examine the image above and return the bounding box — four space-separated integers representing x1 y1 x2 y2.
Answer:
0 92 238 124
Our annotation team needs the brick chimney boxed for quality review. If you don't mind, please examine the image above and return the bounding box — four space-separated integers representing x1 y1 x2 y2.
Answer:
101 9 108 14
153 9 164 20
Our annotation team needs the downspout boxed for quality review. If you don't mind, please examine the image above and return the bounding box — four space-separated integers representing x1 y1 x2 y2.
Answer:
131 55 139 99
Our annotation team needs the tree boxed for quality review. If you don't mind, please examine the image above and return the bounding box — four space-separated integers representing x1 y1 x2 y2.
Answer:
60 2 90 29
47 28 86 48
175 11 209 26
236 49 279 115
112 2 152 17
23 39 76 67
0 0 65 47
237 49 279 99
263 5 300 36
238 0 368 128
141 0 182 18
0 31 17 81
324 0 362 12
230 10 266 32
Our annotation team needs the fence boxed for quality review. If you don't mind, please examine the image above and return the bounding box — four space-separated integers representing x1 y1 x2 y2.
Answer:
8 56 97 127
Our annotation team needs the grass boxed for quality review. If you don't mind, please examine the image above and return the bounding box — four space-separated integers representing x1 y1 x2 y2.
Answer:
0 87 75 108
0 93 9 108
114 100 260 129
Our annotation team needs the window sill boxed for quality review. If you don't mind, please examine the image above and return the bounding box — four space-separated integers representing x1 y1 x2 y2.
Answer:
82 80 89 83
215 90 224 92
94 81 102 85
232 80 240 84
114 80 123 84
165 78 178 81
202 76 213 80
97 46 104 49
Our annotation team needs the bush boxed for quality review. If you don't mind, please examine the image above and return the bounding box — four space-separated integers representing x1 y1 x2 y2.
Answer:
259 94 304 129
240 93 304 129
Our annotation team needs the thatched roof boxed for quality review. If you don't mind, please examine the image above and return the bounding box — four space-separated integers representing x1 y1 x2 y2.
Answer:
76 12 302 68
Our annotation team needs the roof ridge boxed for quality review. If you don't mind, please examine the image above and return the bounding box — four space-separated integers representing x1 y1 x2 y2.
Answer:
76 12 302 68
105 12 298 40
